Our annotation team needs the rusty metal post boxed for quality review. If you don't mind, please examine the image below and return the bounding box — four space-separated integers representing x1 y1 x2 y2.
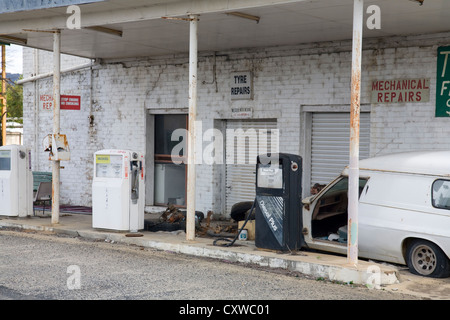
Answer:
186 15 198 241
348 0 364 267
1 45 6 146
51 30 61 225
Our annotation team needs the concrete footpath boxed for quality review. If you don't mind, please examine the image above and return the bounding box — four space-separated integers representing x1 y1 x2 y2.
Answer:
1 212 449 299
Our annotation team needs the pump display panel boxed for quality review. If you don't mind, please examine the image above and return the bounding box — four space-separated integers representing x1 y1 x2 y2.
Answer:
0 150 11 171
95 154 122 178
257 164 283 189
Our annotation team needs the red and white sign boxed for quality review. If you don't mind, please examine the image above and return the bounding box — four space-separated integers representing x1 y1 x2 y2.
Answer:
39 94 81 110
60 95 81 110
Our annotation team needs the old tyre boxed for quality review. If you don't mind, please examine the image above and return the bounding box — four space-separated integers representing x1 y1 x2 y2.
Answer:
230 201 254 222
406 239 450 278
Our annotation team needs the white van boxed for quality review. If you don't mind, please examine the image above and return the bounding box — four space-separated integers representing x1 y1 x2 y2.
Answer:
302 151 450 278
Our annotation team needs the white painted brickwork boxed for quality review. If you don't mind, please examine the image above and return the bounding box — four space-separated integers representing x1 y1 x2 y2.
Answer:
22 33 450 215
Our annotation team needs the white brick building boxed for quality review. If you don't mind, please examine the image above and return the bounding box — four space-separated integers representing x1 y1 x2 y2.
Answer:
20 31 450 215
2 0 450 216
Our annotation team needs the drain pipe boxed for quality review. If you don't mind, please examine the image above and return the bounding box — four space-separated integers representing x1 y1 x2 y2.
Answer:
33 49 39 169
17 61 93 85
348 0 364 267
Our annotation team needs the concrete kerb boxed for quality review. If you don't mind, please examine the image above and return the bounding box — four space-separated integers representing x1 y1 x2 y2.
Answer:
0 219 399 287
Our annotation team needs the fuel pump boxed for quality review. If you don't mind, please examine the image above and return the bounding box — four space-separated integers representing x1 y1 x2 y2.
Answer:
92 149 145 232
254 153 304 251
0 145 33 217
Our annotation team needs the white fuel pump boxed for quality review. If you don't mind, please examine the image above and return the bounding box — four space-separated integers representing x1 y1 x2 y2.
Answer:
92 149 145 232
0 145 33 217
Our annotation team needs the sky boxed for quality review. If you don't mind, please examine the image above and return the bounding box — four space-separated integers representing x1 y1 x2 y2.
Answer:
4 44 23 74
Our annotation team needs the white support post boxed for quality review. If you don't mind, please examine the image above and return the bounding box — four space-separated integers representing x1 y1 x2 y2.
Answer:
52 30 61 225
186 15 198 241
348 0 364 267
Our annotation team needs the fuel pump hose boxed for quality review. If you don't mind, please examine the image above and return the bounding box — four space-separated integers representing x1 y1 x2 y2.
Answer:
213 198 256 247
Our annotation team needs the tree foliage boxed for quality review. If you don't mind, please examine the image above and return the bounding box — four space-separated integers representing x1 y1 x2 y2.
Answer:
1 75 23 123
6 77 23 121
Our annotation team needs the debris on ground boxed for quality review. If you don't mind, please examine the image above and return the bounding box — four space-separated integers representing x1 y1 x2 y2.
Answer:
196 211 238 238
149 207 239 238
160 204 184 223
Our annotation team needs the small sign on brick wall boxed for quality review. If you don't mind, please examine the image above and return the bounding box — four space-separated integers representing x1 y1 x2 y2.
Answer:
60 95 81 110
231 107 253 118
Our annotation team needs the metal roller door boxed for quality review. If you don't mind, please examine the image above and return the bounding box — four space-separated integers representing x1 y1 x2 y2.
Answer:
225 119 278 215
311 112 370 185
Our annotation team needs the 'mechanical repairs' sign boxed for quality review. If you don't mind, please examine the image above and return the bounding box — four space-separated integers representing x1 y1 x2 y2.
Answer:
371 78 430 104
436 46 450 117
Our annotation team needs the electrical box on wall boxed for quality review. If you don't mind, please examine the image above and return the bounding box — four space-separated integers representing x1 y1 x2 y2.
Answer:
43 134 70 161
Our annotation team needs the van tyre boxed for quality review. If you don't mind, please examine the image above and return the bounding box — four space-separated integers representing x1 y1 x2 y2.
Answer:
406 239 450 278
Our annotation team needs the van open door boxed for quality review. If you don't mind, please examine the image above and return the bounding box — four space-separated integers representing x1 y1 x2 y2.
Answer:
302 176 368 254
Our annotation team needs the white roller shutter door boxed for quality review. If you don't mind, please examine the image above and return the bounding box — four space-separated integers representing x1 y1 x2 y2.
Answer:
311 112 370 185
225 119 278 215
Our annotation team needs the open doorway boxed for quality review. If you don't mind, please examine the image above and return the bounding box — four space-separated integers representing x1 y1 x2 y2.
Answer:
153 114 188 208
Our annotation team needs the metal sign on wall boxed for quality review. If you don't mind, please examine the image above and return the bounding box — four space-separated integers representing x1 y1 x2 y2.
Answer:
436 46 450 117
231 107 253 118
230 71 253 100
371 78 430 104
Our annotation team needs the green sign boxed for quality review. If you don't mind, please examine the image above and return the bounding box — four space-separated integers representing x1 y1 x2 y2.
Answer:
436 46 450 117
0 42 10 46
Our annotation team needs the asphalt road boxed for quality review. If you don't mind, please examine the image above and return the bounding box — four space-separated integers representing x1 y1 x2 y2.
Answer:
0 229 418 301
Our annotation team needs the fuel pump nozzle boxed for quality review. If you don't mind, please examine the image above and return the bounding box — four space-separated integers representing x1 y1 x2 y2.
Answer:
130 160 141 204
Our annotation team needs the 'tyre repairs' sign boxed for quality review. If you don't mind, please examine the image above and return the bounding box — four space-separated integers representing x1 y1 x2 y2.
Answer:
231 71 252 100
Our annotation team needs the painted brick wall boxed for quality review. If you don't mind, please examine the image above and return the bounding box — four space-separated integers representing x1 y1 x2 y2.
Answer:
22 33 450 215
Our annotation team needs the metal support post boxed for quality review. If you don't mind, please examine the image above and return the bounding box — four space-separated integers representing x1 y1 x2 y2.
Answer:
52 30 61 225
348 0 364 267
186 15 198 241
1 45 6 146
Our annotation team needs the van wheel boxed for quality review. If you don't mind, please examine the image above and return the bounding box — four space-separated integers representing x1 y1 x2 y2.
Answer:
406 240 450 278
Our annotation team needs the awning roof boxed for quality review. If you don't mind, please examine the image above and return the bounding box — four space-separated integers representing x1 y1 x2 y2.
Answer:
0 0 449 60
